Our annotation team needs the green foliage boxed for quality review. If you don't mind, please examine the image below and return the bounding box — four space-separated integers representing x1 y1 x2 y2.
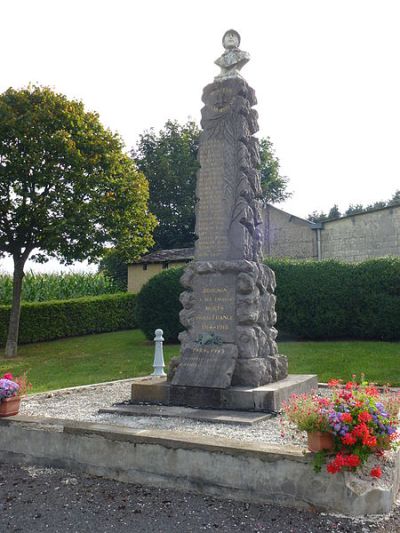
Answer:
1 332 398 393
258 137 291 205
0 85 156 265
133 258 400 342
0 84 156 355
0 272 118 304
132 120 290 249
309 190 400 222
0 293 136 346
135 267 184 342
345 204 365 216
308 211 328 223
98 249 128 291
132 120 200 250
388 190 400 206
268 258 400 340
328 204 341 219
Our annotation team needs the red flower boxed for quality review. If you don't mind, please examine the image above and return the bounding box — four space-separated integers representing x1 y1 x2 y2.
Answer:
327 462 341 474
358 412 372 423
341 413 353 424
365 386 379 397
339 390 353 401
363 435 377 448
352 423 369 438
370 466 382 478
3 373 13 380
328 378 341 388
344 454 361 468
342 433 357 446
345 381 354 390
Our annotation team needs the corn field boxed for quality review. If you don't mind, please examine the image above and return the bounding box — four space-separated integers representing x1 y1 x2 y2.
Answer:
0 272 119 305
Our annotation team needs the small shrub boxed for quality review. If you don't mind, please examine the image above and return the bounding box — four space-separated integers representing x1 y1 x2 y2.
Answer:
135 267 184 342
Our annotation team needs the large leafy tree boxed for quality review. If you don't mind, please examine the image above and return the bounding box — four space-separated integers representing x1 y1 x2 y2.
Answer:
132 120 200 249
0 86 157 357
258 137 291 205
132 120 290 250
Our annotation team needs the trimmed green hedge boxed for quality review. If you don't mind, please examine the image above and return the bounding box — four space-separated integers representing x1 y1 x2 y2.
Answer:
268 258 400 341
134 258 400 342
0 293 137 346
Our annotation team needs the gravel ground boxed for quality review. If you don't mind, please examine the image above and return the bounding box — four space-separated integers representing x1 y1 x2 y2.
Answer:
4 379 397 531
21 379 305 446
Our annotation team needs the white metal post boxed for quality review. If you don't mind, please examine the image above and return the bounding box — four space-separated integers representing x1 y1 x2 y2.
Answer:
151 329 166 377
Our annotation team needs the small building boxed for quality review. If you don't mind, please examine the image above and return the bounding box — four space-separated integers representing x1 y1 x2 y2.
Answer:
127 248 194 294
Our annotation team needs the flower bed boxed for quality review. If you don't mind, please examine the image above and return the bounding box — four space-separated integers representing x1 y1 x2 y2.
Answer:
282 377 400 477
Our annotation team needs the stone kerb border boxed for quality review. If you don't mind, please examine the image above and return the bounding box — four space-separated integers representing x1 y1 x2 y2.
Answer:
0 415 399 516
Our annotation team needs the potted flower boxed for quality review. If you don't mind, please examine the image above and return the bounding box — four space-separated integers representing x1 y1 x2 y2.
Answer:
0 372 30 417
282 392 335 452
282 377 400 478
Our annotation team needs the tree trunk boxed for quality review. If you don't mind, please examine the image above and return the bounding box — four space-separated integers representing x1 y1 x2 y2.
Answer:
5 257 26 358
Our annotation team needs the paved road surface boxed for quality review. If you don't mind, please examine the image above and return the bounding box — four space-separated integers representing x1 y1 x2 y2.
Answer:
0 463 398 532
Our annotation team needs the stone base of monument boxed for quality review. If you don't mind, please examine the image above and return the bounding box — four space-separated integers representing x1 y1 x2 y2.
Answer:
1 415 399 516
130 374 318 413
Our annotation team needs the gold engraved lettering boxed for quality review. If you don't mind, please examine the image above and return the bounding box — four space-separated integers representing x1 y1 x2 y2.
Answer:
203 288 228 293
205 305 224 312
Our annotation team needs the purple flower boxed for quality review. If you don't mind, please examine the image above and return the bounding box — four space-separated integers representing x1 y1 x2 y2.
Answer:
0 378 19 401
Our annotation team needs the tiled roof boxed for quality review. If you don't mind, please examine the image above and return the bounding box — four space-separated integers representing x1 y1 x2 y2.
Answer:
131 247 195 264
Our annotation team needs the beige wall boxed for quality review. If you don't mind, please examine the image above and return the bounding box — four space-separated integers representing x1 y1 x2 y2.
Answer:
263 205 317 259
128 261 188 294
321 205 400 262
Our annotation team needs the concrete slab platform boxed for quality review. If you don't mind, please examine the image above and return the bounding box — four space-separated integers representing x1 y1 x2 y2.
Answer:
99 404 271 425
131 374 318 412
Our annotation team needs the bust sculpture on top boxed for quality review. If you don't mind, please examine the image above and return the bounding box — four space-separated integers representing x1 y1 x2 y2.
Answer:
214 29 250 80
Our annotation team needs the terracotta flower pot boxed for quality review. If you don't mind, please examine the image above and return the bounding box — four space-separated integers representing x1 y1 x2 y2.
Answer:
307 431 335 452
0 396 21 417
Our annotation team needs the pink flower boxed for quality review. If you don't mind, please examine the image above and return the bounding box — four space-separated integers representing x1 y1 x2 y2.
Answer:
3 373 13 380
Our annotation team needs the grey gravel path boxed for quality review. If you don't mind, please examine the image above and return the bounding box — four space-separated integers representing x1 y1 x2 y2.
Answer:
1 463 399 532
21 379 305 447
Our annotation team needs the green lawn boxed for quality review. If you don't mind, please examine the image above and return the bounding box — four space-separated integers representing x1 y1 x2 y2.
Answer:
0 330 399 393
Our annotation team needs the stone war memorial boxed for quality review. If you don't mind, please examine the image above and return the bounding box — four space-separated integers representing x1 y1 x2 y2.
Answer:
132 29 317 412
1 30 399 520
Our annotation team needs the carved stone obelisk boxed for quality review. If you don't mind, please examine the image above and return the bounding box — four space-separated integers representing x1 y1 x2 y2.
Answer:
171 30 288 391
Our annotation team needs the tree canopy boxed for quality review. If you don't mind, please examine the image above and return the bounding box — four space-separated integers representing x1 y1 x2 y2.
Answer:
132 120 200 250
308 191 400 223
132 120 290 250
0 85 156 356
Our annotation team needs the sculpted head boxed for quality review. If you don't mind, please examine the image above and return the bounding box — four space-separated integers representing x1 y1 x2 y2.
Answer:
222 29 240 50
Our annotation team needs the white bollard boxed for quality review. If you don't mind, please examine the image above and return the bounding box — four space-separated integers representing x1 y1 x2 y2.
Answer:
151 329 166 377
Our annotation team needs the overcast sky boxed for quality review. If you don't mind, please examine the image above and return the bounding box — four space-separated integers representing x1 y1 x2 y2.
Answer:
1 0 400 272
